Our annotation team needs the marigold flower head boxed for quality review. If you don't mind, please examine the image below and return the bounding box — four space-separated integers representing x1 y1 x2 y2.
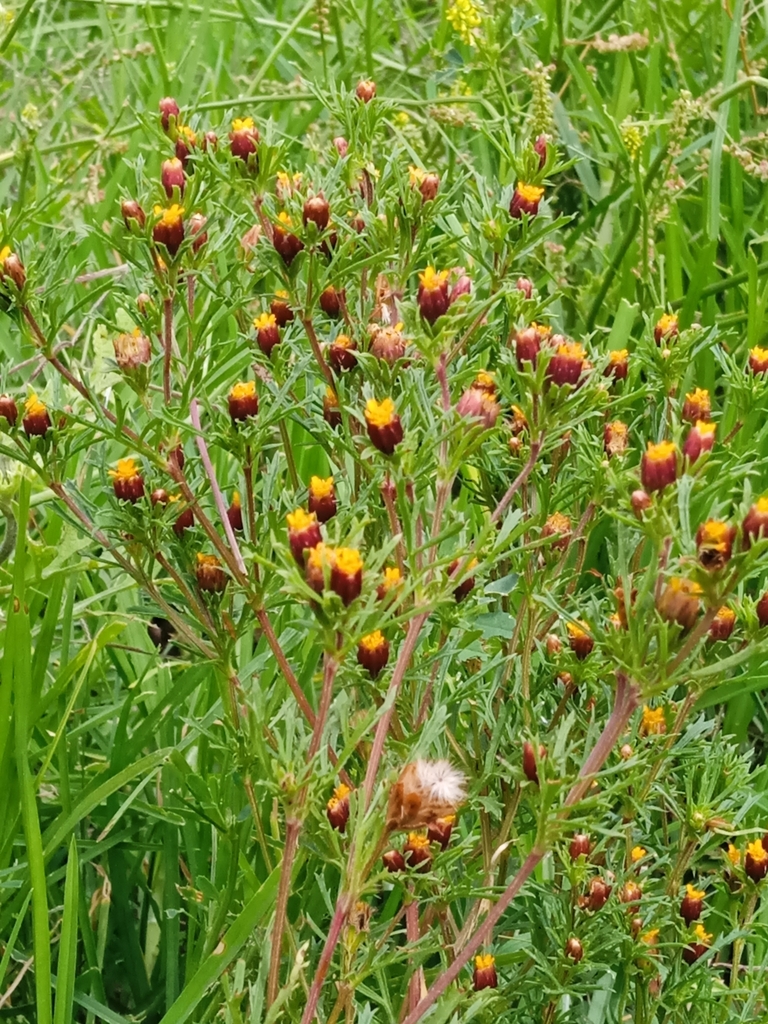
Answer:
335 547 363 576
727 843 741 866
631 845 647 863
641 705 666 736
516 181 545 204
153 203 184 226
640 929 659 945
309 475 334 499
109 457 140 481
232 117 254 132
365 397 396 428
747 839 768 864
693 923 712 945
686 883 705 900
286 508 316 532
475 953 495 970
360 630 386 652
254 312 277 330
25 393 47 417
418 266 449 291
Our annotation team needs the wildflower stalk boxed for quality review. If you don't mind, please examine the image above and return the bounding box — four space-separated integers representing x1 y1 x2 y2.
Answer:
163 295 173 405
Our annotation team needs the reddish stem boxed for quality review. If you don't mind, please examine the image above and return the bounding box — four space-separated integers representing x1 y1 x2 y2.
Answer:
300 893 352 1024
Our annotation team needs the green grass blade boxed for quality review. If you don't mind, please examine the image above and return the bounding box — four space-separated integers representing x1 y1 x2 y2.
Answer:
53 836 80 1024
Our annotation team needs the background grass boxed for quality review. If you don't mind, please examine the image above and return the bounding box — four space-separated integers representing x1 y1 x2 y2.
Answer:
1 0 768 1022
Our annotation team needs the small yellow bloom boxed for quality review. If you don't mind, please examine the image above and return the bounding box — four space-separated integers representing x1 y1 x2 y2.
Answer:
693 923 712 945
365 397 397 428
360 630 386 652
446 0 482 45
335 547 363 576
631 845 647 863
309 475 334 499
515 181 545 205
108 457 140 481
286 508 316 531
641 705 666 736
232 117 254 132
686 883 706 900
727 843 741 866
153 203 184 226
229 380 257 401
253 312 277 330
418 266 449 291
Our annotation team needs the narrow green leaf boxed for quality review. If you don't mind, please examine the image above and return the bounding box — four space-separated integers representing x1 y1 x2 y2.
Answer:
53 836 79 1024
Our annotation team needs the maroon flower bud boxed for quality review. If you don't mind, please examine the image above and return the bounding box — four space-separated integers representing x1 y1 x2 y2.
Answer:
534 134 548 168
0 395 18 427
158 96 180 134
654 313 678 345
683 420 715 463
175 126 197 167
0 247 26 290
270 295 294 326
641 441 677 493
303 193 330 231
272 214 304 266
357 630 390 677
330 547 363 605
22 394 51 436
709 606 735 641
286 509 322 563
188 212 208 253
472 954 498 991
569 834 591 861
228 381 258 422
308 476 337 523
320 285 342 318
419 172 440 202
631 489 652 517
680 884 705 925
152 204 185 256
323 387 342 428
109 458 145 503
333 136 348 157
417 267 450 324
161 157 185 198
196 553 228 593
254 313 281 357
682 388 711 424
695 520 734 571
604 420 629 457
605 349 629 380
229 117 259 162
621 882 642 909
510 181 544 219
450 557 477 601
567 621 594 660
113 328 151 372
327 784 351 832
683 937 711 964
449 273 472 304
173 507 194 536
515 323 549 367
202 131 218 152
121 199 146 230
748 346 768 375
150 488 170 507
403 832 432 872
383 849 405 873
355 79 376 103
523 740 546 784
757 592 768 627
565 937 583 962
516 276 533 299
587 876 612 911
227 492 243 532
329 334 358 372
548 341 586 387
427 815 455 850
365 397 403 454
546 634 562 656
456 385 500 430
742 498 768 547
746 840 768 882
657 578 702 630
369 325 406 364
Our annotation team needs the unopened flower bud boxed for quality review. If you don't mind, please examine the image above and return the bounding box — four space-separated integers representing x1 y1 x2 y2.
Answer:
534 134 548 168
383 849 405 872
523 740 546 784
631 489 652 517
546 633 562 656
320 285 342 318
323 387 342 428
417 266 450 324
641 440 677 492
680 884 705 925
152 203 185 256
254 312 281 357
161 157 185 198
227 492 243 532
121 199 146 230
683 924 713 964
0 395 18 427
682 388 711 423
567 621 594 660
515 324 548 368
403 832 432 872
357 630 390 677
333 136 348 157
228 380 258 422
419 172 440 202
548 341 586 387
109 458 145 503
709 606 735 641
308 475 337 523
136 292 153 316
355 79 376 103
757 592 768 628
196 553 228 593
427 815 455 850
0 247 26 290
365 397 403 454
202 130 218 151
450 557 477 601
569 833 591 861
270 294 294 326
303 192 330 231
456 385 500 430
329 334 358 373
272 213 304 266
286 508 322 563
587 876 612 911
472 954 498 991
229 116 259 162
620 743 633 760
605 348 629 380
188 212 208 252
565 937 583 962
158 96 180 133
515 276 533 299
175 125 197 167
326 784 351 832
173 507 194 536
682 420 715 462
657 577 702 630
654 313 678 344
449 273 472 304
22 394 51 436
510 181 544 219
621 882 642 908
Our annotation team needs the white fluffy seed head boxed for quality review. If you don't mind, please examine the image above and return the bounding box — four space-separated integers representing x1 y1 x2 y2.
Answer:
414 759 466 808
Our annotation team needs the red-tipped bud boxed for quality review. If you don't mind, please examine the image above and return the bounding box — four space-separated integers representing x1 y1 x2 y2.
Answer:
546 634 562 656
683 925 713 964
570 834 591 861
287 508 322 563
419 172 440 202
510 181 544 219
542 511 571 551
22 394 51 436
746 839 768 882
330 547 363 605
657 578 702 630
567 621 594 660
516 276 533 299
308 476 337 523
272 214 304 266
320 285 342 318
680 884 705 925
253 313 281 357
228 381 258 422
378 566 402 602
323 387 342 428
303 193 330 231
0 248 26 290
515 324 548 367
548 341 586 387
327 784 351 833
158 97 180 133
333 136 348 157
188 212 208 252
229 117 259 162
456 386 500 430
370 324 406 364
640 441 677 492
355 79 376 103
152 204 185 256
654 313 678 344
417 266 450 324
150 488 170 507
565 937 583 962
227 492 243 532
196 553 227 593
682 388 711 423
403 832 432 872
523 740 545 784
383 849 405 873
161 157 185 198
449 273 472 304
121 199 146 230
270 295 294 326
202 130 218 151
757 592 768 627
427 815 455 850
605 348 629 380
682 420 715 462
450 557 477 602
749 345 768 375
0 395 18 427
534 134 548 168
742 497 768 547
621 882 642 909
357 630 390 677
109 458 145 503
365 397 403 454
173 507 194 536
604 420 629 457
696 520 734 571
472 954 498 991
175 126 197 167
587 876 612 911
709 606 735 641
329 334 358 372
113 328 151 371
631 489 652 517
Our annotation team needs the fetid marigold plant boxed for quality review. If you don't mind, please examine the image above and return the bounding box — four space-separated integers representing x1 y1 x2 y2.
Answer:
3 52 768 1024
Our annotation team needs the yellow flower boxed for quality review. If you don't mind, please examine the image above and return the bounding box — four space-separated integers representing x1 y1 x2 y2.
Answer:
360 630 386 652
727 843 741 866
229 380 256 401
286 508 316 531
24 393 47 417
515 181 545 204
232 117 254 132
365 397 397 428
153 203 184 226
641 705 666 736
108 457 140 481
630 845 647 863
693 923 712 945
253 312 277 330
686 883 706 900
408 165 425 186
446 0 482 45
418 266 449 290
335 547 363 576
640 928 659 945
309 475 334 499
474 953 495 969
